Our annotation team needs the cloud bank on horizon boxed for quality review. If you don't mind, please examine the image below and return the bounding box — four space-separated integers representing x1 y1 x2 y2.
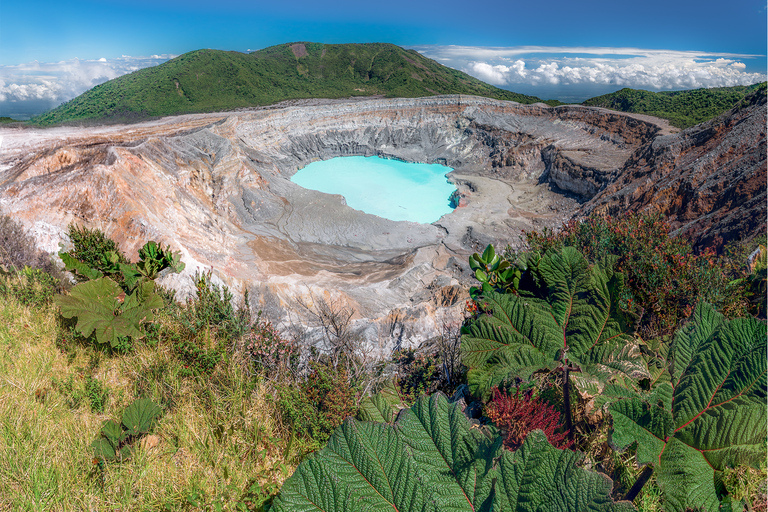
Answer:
0 55 174 118
0 45 765 118
415 45 767 101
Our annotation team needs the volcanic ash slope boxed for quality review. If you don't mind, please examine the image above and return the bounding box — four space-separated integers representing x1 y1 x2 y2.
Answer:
0 95 663 351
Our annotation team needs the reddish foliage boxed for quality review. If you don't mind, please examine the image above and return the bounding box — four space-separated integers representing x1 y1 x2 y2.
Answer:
523 212 748 336
485 387 572 451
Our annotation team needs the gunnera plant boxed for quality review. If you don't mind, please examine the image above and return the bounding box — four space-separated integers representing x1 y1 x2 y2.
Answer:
92 398 162 462
272 393 634 511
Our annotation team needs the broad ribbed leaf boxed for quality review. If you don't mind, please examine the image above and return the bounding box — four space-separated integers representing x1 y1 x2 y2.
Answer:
356 382 405 424
54 277 160 346
122 398 162 436
462 290 560 398
495 430 635 511
100 419 125 447
92 419 127 461
59 251 103 281
462 247 644 398
91 437 117 461
608 303 767 512
273 394 634 511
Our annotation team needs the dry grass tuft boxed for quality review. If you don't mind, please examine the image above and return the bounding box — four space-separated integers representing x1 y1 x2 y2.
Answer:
0 297 294 511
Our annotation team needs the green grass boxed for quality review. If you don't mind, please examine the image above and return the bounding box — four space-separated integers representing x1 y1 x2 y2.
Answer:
582 82 766 128
34 42 552 125
0 298 295 510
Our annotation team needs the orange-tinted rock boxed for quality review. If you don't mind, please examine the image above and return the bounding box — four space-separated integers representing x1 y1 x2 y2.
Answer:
581 89 767 253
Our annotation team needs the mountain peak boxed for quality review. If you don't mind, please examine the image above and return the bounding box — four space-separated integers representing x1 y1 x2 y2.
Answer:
34 42 546 125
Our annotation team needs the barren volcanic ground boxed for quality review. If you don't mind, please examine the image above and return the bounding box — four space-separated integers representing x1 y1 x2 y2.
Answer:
0 94 720 352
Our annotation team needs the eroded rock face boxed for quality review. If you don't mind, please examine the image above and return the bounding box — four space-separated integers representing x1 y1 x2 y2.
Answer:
581 92 767 253
0 95 663 351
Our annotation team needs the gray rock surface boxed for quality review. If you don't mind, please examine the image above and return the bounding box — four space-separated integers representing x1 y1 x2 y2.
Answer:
0 95 662 353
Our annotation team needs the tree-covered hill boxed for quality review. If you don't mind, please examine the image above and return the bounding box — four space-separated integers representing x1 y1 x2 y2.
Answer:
34 42 551 125
582 82 767 128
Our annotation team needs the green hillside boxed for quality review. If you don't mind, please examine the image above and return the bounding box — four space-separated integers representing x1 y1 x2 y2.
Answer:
34 42 551 125
582 82 767 128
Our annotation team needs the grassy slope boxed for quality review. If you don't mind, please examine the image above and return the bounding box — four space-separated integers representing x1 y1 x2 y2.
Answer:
0 297 295 510
35 42 551 125
582 82 767 128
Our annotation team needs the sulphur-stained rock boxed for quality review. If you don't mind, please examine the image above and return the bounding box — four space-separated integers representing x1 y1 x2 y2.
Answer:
0 95 667 352
581 89 767 253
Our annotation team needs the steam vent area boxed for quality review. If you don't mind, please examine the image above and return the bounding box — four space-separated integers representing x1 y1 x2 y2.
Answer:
0 95 669 353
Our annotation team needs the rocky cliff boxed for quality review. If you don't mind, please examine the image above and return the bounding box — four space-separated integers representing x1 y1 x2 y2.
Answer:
0 95 693 351
580 90 767 252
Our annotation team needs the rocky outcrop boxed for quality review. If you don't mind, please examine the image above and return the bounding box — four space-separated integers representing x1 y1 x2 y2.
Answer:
0 95 664 351
580 90 767 253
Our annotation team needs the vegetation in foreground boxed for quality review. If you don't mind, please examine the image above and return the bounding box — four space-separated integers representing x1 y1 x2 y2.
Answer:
582 82 767 128
0 211 765 511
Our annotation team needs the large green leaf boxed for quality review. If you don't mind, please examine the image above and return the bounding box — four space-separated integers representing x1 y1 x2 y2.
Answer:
356 381 406 424
273 393 634 511
462 247 645 398
59 251 103 281
608 303 767 512
54 277 161 347
122 398 162 436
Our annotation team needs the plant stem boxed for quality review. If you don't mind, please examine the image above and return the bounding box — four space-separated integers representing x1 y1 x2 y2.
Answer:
563 365 574 441
625 466 654 502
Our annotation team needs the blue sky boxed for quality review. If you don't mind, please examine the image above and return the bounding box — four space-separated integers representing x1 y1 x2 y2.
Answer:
2 0 766 117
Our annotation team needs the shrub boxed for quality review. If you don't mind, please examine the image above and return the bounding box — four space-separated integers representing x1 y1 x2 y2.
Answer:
167 270 250 376
485 387 572 451
275 361 358 447
392 348 443 404
0 213 53 271
180 270 249 342
64 224 128 280
522 212 745 336
0 266 59 307
243 315 299 380
169 328 223 376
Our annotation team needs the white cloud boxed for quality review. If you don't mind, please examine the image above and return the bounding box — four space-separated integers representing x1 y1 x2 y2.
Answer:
0 55 175 105
413 45 767 93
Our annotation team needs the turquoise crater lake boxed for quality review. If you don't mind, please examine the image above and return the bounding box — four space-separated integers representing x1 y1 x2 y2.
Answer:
291 156 457 224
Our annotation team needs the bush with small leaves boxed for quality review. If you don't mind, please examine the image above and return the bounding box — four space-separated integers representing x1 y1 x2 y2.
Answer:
522 212 749 336
243 316 299 380
63 224 129 282
179 270 249 342
275 361 358 448
392 348 443 404
0 265 60 307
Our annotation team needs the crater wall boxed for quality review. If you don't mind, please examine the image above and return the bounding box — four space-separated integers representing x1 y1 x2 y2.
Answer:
0 95 663 352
